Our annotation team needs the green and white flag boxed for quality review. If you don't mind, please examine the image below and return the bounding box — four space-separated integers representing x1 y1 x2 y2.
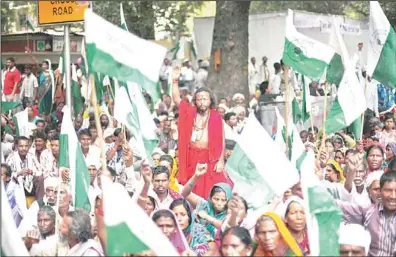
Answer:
170 36 186 61
84 9 165 105
300 151 342 256
226 115 300 210
114 82 159 161
325 18 366 134
71 64 84 117
367 1 396 88
59 105 91 212
282 9 339 82
291 97 302 124
101 175 179 256
274 107 305 171
1 101 21 113
1 182 30 256
58 48 66 87
13 108 29 137
120 3 128 31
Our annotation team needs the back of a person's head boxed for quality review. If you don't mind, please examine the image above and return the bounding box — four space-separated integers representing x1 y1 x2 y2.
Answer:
224 112 236 122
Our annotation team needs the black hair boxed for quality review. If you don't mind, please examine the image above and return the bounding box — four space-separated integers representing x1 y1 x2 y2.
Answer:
193 87 216 109
1 163 12 177
274 62 281 70
17 136 29 144
152 165 170 179
106 166 117 179
50 134 60 141
114 127 131 141
153 118 160 125
384 112 394 122
44 124 57 134
170 199 192 226
148 196 156 209
325 138 334 147
335 150 344 157
25 64 32 69
88 124 97 131
159 111 169 117
35 131 47 141
299 130 308 137
78 128 91 139
210 185 226 198
42 60 49 66
308 126 319 133
380 171 396 189
222 226 252 248
259 81 269 95
239 196 248 212
159 155 174 168
224 112 236 122
7 57 15 63
152 209 176 224
35 119 45 126
285 200 304 217
366 144 384 158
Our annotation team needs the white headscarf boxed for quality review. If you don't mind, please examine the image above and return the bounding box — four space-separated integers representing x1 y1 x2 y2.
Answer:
365 170 384 188
338 223 371 255
277 196 305 219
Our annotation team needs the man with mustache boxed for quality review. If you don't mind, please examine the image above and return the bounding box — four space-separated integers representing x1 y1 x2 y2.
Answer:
172 67 231 199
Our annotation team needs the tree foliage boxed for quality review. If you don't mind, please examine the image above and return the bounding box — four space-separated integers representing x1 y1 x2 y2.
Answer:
250 1 396 27
93 1 204 40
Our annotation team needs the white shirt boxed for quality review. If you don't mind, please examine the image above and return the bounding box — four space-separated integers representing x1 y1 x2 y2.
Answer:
21 73 38 98
270 73 281 94
159 64 172 81
180 66 194 81
347 183 371 207
260 64 270 82
365 80 379 117
248 63 261 86
29 234 59 256
224 122 238 142
194 68 208 89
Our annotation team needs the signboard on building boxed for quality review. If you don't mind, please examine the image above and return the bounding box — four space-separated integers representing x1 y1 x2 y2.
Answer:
53 37 82 52
38 1 90 26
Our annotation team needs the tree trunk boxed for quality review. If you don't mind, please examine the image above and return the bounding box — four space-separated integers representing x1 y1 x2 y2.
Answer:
207 1 251 101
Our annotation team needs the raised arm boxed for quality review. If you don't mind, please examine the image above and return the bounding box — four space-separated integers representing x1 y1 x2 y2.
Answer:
181 163 208 209
172 65 182 106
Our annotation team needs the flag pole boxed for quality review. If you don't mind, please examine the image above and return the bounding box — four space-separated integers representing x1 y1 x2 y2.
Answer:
360 75 368 139
284 66 290 155
90 74 108 173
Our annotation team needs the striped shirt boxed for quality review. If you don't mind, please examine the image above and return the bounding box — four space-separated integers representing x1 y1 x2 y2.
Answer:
336 200 396 256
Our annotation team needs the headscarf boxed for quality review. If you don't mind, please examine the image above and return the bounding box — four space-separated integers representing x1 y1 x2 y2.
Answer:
387 143 396 159
152 209 189 254
197 183 232 237
232 93 245 102
277 196 305 220
182 200 211 256
327 160 345 182
254 212 304 257
338 223 371 255
365 170 384 188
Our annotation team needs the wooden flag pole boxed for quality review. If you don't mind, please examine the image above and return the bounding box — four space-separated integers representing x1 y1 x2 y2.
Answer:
284 66 290 155
90 74 108 173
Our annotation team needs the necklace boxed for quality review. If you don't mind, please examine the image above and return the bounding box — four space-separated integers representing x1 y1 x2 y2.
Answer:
193 112 209 142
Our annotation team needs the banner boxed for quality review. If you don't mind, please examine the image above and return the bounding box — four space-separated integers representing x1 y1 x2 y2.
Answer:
320 21 361 35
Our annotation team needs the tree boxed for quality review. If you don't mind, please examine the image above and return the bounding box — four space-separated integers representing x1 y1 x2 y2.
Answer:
206 1 251 100
93 1 204 40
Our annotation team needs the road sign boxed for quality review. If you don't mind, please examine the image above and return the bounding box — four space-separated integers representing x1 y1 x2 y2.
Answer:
37 1 90 26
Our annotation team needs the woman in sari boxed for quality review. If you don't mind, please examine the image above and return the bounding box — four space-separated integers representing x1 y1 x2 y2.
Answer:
279 196 310 255
254 212 303 256
220 226 253 256
325 160 345 183
366 145 384 173
170 199 217 256
37 59 55 116
182 171 232 238
385 143 396 172
152 209 191 255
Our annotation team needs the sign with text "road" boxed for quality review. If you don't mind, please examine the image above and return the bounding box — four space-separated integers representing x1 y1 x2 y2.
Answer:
38 1 90 26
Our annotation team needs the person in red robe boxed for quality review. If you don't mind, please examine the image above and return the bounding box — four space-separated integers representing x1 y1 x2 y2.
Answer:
172 68 232 199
